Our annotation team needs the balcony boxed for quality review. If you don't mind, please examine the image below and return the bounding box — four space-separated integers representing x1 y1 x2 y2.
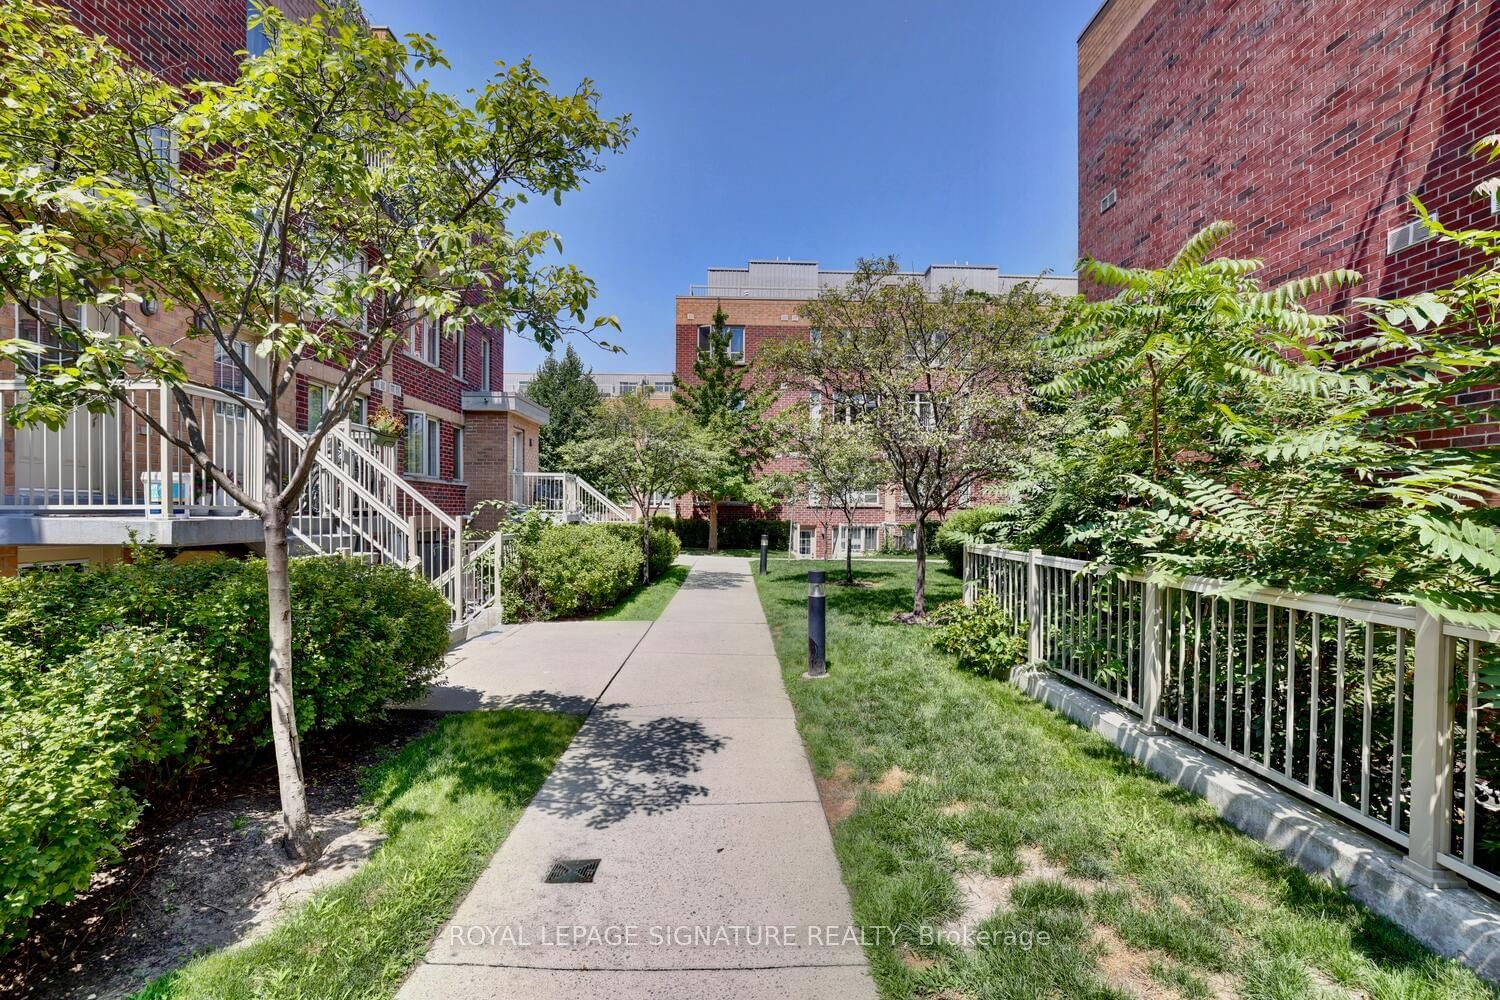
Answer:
0 380 264 547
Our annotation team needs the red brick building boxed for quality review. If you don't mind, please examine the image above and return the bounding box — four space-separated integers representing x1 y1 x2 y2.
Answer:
674 261 1077 558
0 1 546 574
1077 0 1500 447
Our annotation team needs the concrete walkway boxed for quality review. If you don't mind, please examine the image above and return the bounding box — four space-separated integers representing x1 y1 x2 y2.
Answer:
400 557 876 999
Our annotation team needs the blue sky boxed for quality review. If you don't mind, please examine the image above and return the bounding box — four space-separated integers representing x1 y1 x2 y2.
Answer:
360 0 1103 374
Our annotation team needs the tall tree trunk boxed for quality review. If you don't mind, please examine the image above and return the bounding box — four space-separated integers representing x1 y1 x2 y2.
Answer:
708 499 719 553
640 515 652 584
263 505 321 862
913 516 928 616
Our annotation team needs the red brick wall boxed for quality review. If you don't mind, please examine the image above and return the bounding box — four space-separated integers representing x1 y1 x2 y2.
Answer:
1078 0 1500 447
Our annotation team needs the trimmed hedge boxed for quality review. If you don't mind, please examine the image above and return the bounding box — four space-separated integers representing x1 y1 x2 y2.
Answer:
0 554 451 953
663 516 789 551
934 505 1010 576
505 518 683 622
502 520 643 621
603 522 682 580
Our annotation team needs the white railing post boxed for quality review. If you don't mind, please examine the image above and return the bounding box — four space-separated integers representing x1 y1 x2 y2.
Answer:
156 382 172 519
1402 607 1462 887
963 544 975 606
1026 548 1041 663
451 517 467 622
1139 580 1165 728
564 473 579 517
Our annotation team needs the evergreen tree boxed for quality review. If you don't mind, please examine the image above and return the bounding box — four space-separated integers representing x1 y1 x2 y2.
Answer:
673 304 773 550
528 344 604 472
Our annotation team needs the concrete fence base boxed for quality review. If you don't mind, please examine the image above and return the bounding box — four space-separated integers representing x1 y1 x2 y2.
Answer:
1010 664 1500 983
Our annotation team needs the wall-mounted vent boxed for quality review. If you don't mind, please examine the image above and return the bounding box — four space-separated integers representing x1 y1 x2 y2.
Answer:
1099 188 1118 214
1386 219 1431 255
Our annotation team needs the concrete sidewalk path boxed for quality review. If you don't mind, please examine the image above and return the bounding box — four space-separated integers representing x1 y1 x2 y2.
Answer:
399 556 876 999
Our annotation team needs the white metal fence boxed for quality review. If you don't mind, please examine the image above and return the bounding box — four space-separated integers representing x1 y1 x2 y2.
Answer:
965 543 1500 895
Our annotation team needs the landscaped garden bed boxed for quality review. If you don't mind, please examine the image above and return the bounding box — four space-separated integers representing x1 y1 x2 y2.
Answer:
753 559 1496 999
0 712 439 999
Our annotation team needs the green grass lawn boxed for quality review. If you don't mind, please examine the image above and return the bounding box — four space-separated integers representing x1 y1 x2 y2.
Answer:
753 561 1495 1000
136 710 580 1000
589 563 691 620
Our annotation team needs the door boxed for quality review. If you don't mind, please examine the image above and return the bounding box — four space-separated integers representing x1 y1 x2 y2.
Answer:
797 527 814 558
510 429 525 503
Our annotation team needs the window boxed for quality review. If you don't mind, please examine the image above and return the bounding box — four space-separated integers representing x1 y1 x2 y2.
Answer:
404 412 440 477
654 380 675 394
407 314 440 367
617 380 639 396
245 0 271 57
455 337 465 381
517 380 532 395
810 487 880 508
16 300 79 367
697 324 745 361
213 340 250 394
453 427 464 480
830 392 875 425
306 382 327 430
910 392 936 429
480 338 492 391
833 525 880 557
348 396 367 425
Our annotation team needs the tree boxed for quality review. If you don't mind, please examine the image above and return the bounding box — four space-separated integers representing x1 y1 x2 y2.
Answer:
528 344 603 473
674 304 774 550
763 410 886 585
559 390 723 582
1033 219 1499 630
760 257 1060 616
0 2 631 859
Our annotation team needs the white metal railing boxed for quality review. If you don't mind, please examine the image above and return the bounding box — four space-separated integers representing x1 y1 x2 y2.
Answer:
1 380 262 515
520 472 631 523
965 542 1500 894
0 381 498 626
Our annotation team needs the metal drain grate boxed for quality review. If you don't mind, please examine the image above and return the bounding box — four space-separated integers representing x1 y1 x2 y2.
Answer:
545 859 600 884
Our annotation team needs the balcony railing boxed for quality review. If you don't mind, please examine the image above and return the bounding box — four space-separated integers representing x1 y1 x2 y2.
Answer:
0 380 261 516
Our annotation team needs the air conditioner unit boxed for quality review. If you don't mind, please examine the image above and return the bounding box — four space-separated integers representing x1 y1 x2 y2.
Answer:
1099 188 1117 214
1387 219 1431 255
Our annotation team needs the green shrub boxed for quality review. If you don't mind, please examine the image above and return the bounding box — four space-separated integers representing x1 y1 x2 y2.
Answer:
0 629 202 951
934 505 1010 576
503 521 642 621
0 557 451 954
929 593 1028 678
647 526 680 578
0 554 450 753
600 522 680 580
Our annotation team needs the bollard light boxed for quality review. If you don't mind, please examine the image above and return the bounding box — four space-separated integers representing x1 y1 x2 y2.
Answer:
759 533 769 575
804 570 827 679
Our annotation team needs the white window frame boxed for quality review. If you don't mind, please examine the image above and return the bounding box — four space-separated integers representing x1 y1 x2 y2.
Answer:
455 334 465 382
697 324 745 362
213 339 250 394
306 380 328 430
832 524 880 558
405 411 440 478
830 392 874 425
407 313 441 368
910 391 935 429
453 426 464 481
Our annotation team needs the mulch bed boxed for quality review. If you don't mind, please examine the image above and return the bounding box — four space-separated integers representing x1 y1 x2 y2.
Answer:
0 711 440 1000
